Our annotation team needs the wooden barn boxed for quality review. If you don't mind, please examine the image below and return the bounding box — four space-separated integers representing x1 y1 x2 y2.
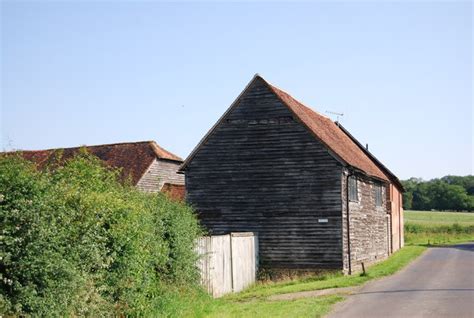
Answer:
180 75 404 274
7 141 185 200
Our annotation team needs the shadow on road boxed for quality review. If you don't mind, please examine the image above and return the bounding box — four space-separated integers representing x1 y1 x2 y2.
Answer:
414 242 474 252
355 288 474 296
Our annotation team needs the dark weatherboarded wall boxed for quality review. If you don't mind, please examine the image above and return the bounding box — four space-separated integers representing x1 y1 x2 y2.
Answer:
185 78 344 270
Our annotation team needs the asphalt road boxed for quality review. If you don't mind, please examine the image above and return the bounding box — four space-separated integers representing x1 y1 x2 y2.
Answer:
327 243 474 318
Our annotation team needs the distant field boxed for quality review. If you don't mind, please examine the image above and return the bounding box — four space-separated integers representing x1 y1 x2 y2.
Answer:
404 210 474 225
404 210 474 245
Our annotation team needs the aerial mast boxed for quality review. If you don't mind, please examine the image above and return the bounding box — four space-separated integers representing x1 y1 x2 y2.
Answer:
325 110 344 125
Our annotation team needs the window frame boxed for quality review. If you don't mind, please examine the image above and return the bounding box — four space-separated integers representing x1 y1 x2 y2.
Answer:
375 183 383 207
348 176 358 202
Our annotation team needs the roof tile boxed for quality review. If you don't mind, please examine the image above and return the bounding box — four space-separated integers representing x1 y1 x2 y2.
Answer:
7 141 182 185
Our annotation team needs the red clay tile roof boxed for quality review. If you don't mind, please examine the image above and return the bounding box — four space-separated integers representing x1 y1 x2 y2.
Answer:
161 183 186 201
265 80 390 182
7 141 182 185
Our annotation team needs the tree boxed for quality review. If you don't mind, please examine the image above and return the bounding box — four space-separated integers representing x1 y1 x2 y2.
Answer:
412 182 431 210
402 175 473 212
442 175 474 195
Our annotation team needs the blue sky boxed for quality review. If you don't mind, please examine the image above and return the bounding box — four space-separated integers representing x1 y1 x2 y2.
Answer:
1 1 472 180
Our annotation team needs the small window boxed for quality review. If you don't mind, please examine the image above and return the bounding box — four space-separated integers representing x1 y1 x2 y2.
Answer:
348 176 358 201
375 184 383 207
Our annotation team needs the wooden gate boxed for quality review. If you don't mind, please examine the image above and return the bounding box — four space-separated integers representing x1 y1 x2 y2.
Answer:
196 232 258 297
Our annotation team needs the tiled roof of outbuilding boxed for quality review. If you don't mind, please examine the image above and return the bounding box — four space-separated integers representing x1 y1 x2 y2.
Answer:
8 141 182 185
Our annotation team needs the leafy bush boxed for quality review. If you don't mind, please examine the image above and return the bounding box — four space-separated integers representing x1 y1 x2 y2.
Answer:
0 153 204 316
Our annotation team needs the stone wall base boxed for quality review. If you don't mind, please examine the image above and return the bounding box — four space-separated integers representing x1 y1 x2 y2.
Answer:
343 254 389 275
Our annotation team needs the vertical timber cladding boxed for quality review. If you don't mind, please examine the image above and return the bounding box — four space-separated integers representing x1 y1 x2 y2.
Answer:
342 169 390 273
388 184 404 252
186 78 344 270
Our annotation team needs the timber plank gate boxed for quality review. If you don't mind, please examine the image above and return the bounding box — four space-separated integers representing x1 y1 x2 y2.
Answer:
196 232 258 297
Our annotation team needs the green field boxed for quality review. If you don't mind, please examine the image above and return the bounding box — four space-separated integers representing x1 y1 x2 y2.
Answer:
404 210 474 245
405 210 474 225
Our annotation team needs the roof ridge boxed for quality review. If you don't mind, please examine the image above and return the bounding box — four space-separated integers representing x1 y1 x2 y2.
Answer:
8 140 156 153
4 140 182 162
149 141 183 161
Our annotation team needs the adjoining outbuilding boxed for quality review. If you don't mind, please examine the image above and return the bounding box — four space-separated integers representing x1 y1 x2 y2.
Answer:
4 141 185 200
180 74 404 274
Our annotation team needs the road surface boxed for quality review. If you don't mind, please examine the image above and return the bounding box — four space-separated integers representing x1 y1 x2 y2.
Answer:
327 243 474 318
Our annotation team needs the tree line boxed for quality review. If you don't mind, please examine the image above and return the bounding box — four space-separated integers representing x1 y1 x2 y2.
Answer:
402 175 474 212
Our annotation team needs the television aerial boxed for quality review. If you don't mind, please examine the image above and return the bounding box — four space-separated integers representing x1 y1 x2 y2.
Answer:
325 110 344 123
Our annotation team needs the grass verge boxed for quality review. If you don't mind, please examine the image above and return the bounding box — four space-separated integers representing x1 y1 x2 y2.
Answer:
204 295 344 318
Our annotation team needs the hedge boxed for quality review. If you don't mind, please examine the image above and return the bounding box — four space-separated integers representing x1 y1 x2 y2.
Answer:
0 153 204 316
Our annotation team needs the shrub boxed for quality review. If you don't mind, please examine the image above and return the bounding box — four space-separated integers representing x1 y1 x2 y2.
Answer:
0 153 203 316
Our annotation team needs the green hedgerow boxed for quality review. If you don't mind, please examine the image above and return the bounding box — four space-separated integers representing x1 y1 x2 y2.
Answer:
0 153 203 317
